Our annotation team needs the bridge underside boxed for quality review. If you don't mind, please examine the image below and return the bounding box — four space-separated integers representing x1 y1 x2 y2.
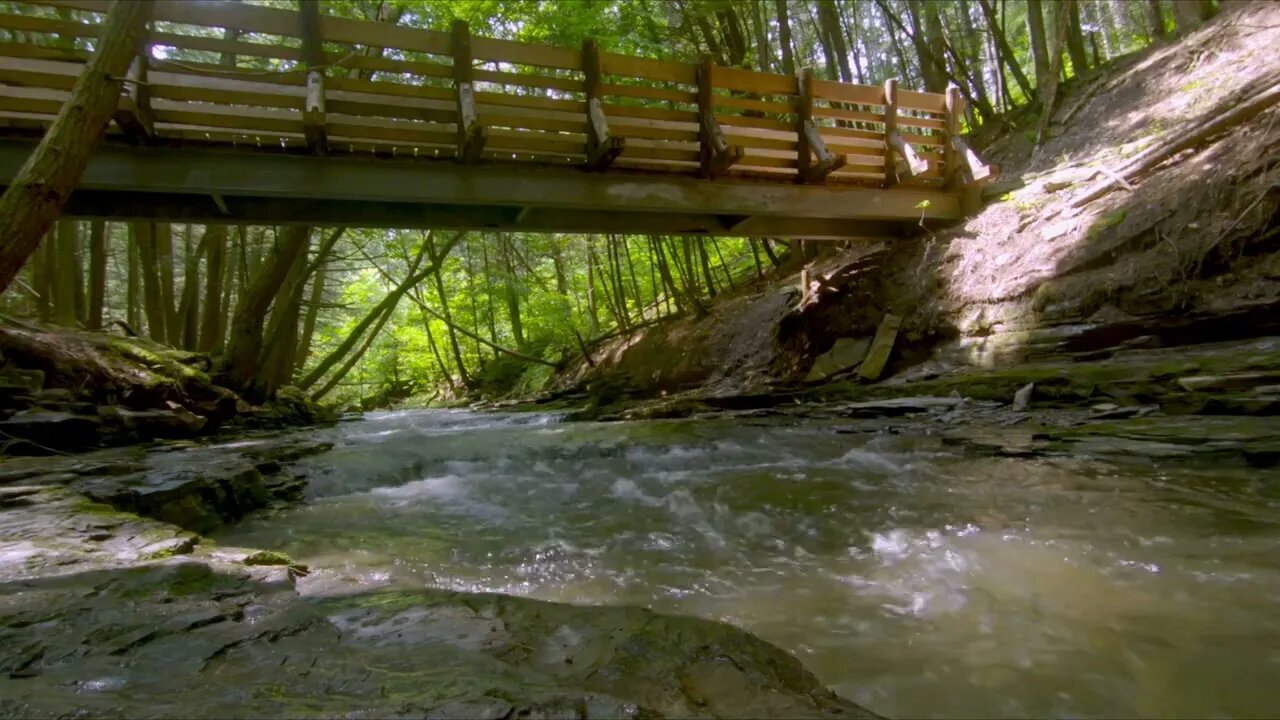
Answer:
0 139 961 238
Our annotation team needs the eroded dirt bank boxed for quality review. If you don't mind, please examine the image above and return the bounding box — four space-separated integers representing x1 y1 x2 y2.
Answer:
541 1 1280 420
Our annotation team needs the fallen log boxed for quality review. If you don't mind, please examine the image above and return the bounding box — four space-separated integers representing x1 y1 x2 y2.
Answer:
1072 79 1280 208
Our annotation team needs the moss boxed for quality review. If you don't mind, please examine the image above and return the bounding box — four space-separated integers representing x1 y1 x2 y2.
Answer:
243 550 294 566
1086 209 1127 240
168 563 217 596
72 498 137 520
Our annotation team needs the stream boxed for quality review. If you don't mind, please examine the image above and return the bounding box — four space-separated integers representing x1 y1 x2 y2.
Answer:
214 409 1280 719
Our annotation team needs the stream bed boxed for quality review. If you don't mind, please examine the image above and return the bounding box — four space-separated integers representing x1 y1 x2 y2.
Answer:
215 409 1280 719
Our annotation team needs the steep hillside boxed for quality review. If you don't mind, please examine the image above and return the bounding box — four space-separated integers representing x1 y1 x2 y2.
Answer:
547 0 1280 414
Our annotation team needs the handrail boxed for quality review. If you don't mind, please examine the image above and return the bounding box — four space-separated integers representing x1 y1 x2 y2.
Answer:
0 0 989 189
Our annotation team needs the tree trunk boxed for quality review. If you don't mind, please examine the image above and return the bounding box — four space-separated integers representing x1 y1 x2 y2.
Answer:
977 0 1034 103
219 224 311 400
698 239 717 299
52 221 79 326
154 223 180 344
0 0 151 295
585 236 601 336
1146 0 1166 41
198 225 227 352
427 234 471 387
498 233 526 349
176 224 201 350
32 232 52 321
126 226 140 330
922 2 948 92
749 0 771 72
135 222 167 343
86 220 106 329
774 0 796 76
1065 0 1089 77
295 253 326 370
256 237 310 397
1170 0 1201 34
1027 0 1052 91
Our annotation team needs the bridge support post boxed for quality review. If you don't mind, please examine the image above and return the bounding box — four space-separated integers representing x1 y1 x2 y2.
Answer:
796 68 845 184
582 38 624 171
696 56 742 179
452 20 487 164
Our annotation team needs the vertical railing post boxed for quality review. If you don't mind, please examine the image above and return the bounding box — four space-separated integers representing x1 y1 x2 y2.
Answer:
452 19 486 163
882 78 897 187
795 68 844 184
944 83 962 190
696 55 742 178
299 0 327 153
582 38 623 170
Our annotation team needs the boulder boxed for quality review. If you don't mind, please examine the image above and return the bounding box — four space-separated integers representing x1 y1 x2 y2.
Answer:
841 396 964 418
1013 382 1035 411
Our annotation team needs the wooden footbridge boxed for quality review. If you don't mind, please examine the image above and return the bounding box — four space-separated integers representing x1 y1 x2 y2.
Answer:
0 0 992 238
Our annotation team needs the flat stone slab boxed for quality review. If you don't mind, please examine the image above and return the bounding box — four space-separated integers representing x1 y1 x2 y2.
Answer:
840 396 965 417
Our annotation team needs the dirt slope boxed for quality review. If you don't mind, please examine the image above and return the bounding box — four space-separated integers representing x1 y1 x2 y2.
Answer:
550 1 1280 403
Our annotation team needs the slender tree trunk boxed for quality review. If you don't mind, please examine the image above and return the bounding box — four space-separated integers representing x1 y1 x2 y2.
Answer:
176 225 202 350
585 236 600 336
710 238 736 290
750 0 771 72
155 223 181 344
86 220 106 329
697 239 717 299
32 232 52 322
651 236 683 314
498 233 526 349
1027 0 1052 91
775 0 796 76
0 0 151 295
1065 0 1089 77
295 255 326 370
135 222 167 343
126 226 140 331
421 309 456 394
978 0 1034 103
198 225 227 352
1146 0 1167 42
428 236 471 387
52 221 78 326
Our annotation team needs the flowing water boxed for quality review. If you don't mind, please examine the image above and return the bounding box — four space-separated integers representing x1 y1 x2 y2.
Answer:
215 410 1280 719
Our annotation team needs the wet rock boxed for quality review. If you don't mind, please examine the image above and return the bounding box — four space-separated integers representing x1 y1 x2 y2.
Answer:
0 410 100 454
99 406 207 439
805 338 872 381
85 462 270 534
1088 404 1160 420
0 368 43 399
1013 382 1035 411
841 397 964 418
140 536 198 559
1177 372 1280 393
34 388 74 403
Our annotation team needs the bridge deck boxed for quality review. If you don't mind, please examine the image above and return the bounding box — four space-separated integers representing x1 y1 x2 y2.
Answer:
0 0 990 237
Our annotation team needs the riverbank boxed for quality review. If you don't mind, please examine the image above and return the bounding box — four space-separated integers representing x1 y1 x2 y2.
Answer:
0 430 879 719
0 323 335 456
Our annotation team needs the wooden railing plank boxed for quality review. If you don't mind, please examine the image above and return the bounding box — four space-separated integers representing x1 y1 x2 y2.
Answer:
599 52 695 85
472 36 580 71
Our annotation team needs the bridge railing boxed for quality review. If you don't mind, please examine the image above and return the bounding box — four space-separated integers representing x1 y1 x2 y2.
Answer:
0 0 990 189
